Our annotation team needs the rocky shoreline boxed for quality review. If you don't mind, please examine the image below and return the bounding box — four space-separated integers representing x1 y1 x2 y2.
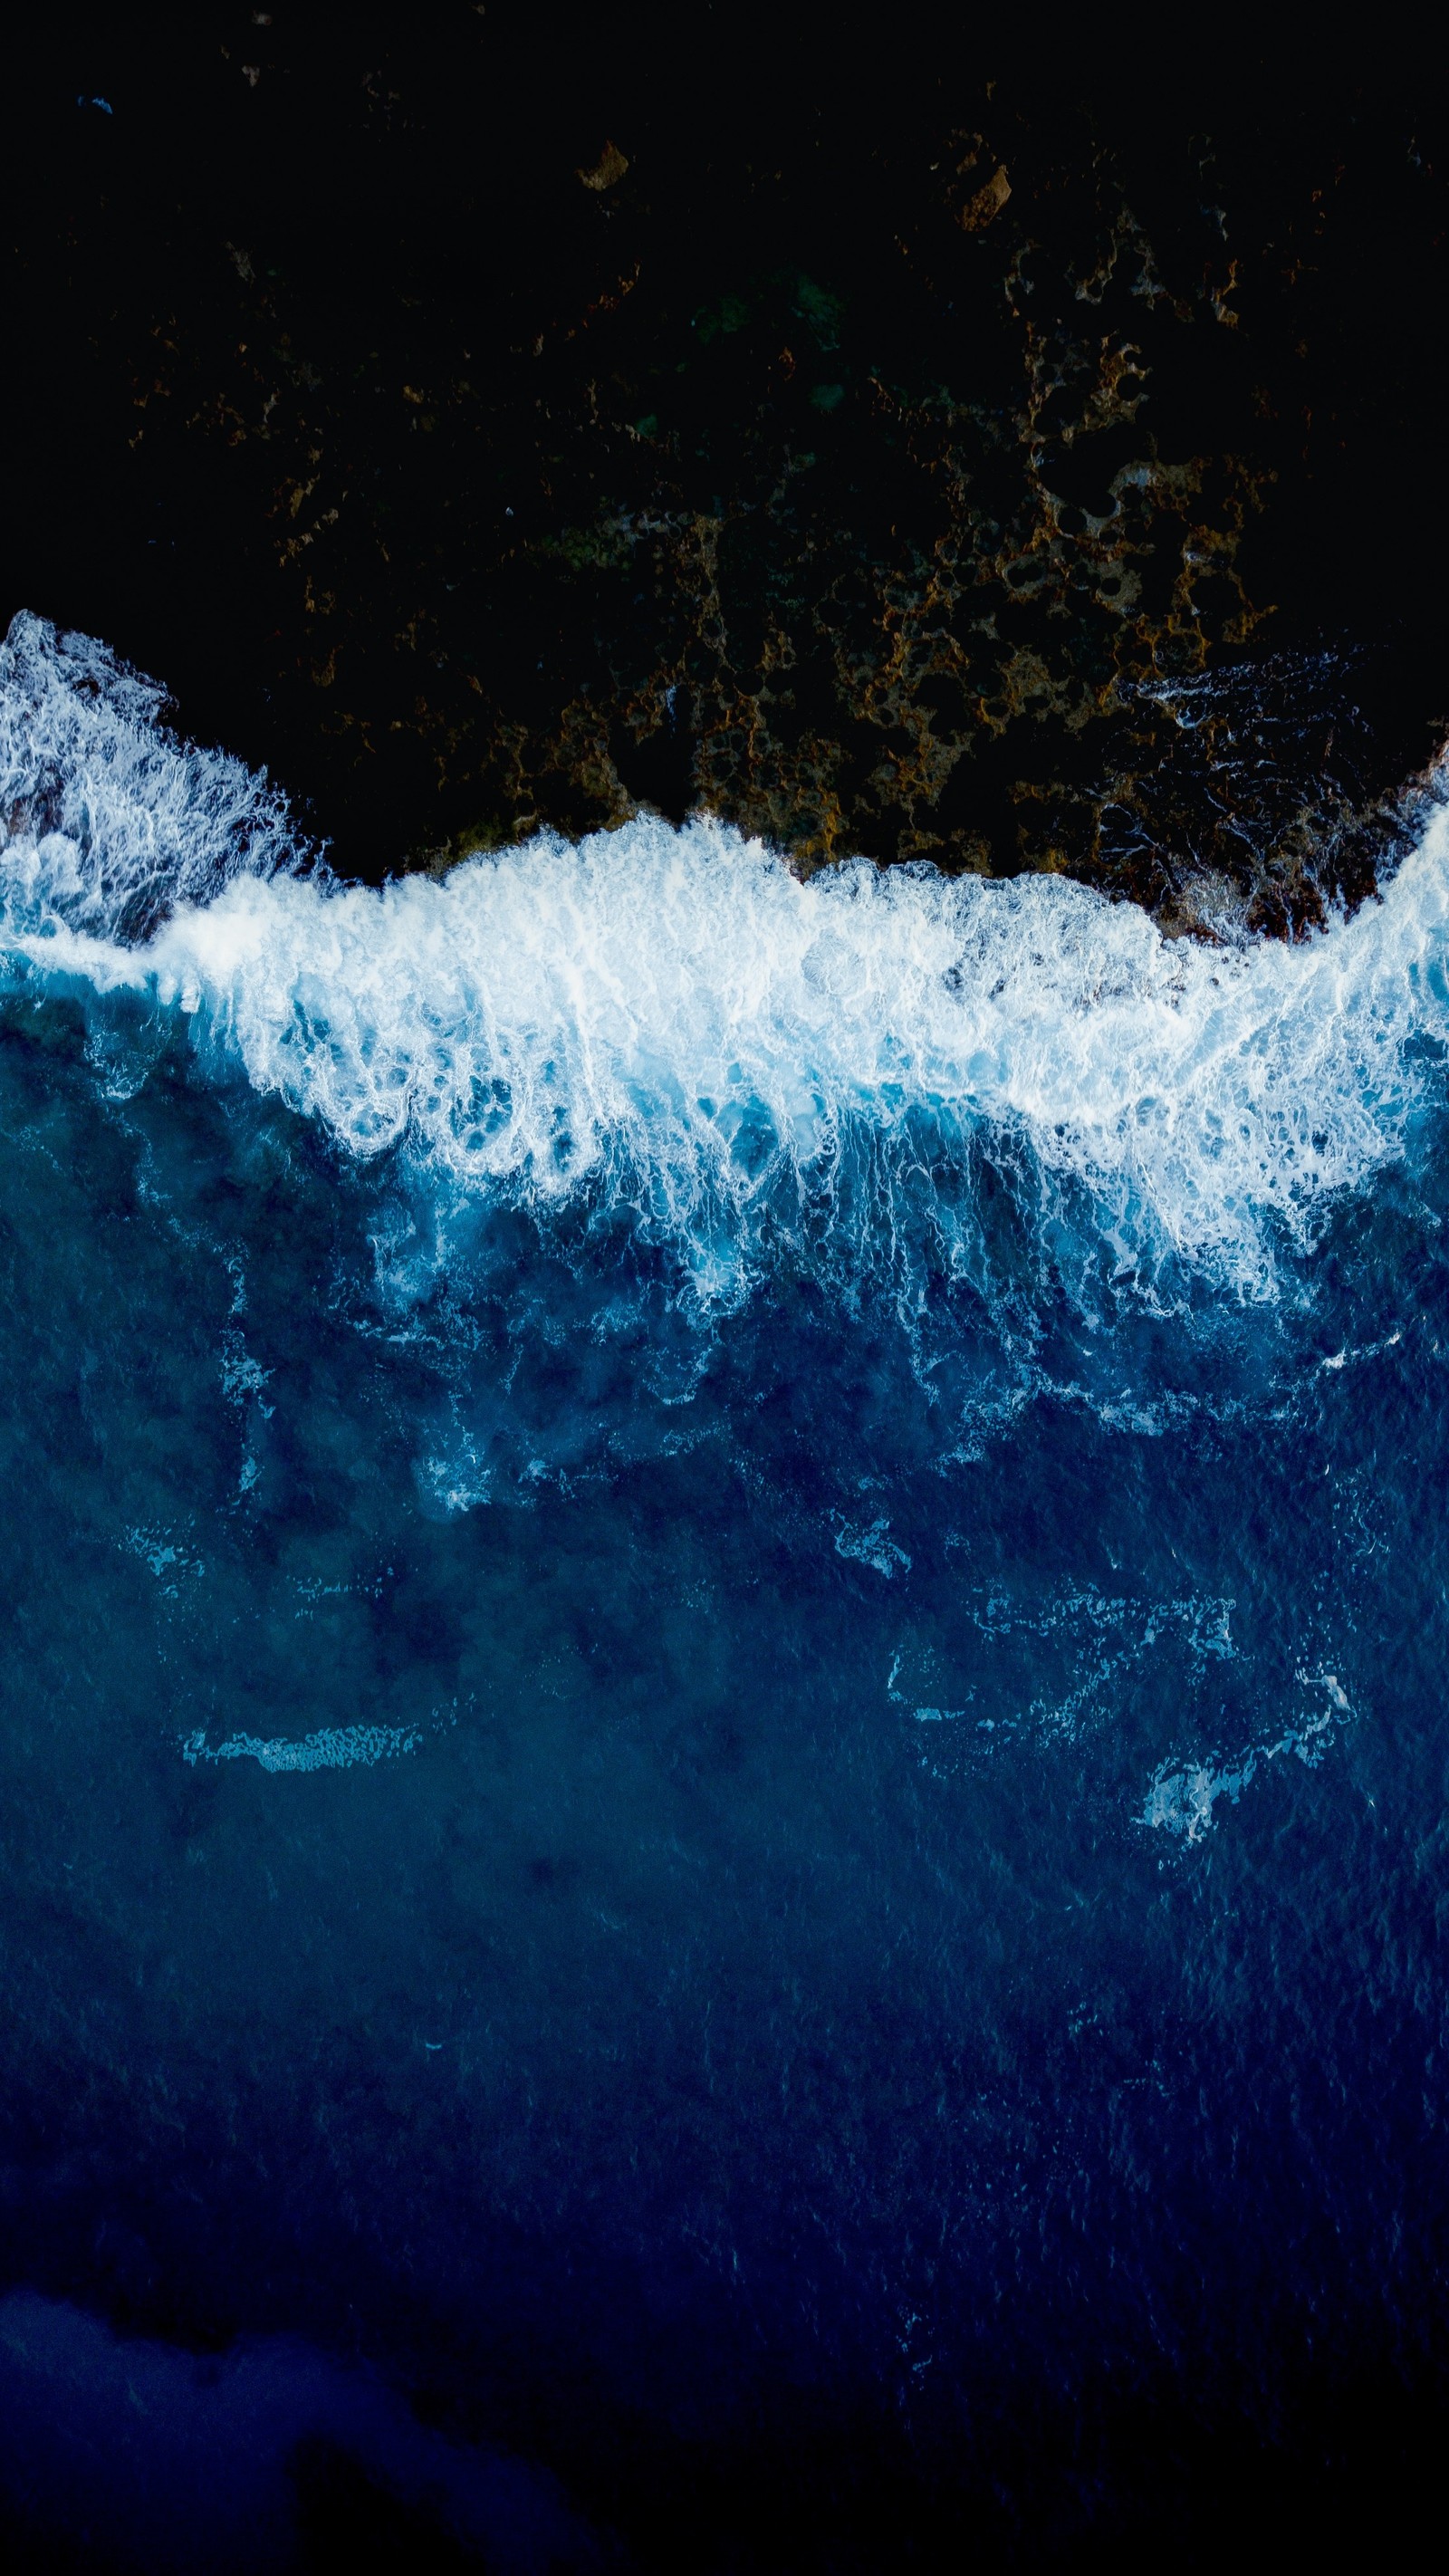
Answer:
10 20 1446 929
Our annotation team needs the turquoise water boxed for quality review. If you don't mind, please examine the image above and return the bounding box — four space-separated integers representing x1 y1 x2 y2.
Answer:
2 615 1447 2566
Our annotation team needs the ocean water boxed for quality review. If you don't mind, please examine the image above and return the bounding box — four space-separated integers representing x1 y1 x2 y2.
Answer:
2 611 1448 2566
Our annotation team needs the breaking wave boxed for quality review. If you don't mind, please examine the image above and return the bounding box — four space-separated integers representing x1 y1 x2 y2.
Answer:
4 610 1448 1309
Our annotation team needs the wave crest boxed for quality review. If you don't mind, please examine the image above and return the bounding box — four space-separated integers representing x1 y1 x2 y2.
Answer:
4 610 1448 1307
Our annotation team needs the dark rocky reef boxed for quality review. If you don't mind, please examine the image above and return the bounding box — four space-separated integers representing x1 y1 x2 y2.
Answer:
9 15 1448 928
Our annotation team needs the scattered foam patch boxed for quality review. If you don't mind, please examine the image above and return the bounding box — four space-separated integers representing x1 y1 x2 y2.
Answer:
835 1516 912 1577
1142 1670 1353 1841
183 1725 420 1773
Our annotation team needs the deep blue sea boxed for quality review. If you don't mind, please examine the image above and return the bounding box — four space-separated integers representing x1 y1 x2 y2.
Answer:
2 612 1447 2568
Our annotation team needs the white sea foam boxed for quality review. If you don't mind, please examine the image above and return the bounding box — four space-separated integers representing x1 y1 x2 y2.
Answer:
182 1724 419 1772
5 610 1449 1301
1142 1670 1353 1841
0 611 308 938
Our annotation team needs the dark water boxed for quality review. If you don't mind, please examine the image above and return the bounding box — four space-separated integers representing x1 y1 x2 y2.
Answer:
2 617 1448 2567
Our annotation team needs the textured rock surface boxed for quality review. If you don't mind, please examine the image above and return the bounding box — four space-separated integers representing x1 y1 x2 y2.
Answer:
10 18 1446 925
